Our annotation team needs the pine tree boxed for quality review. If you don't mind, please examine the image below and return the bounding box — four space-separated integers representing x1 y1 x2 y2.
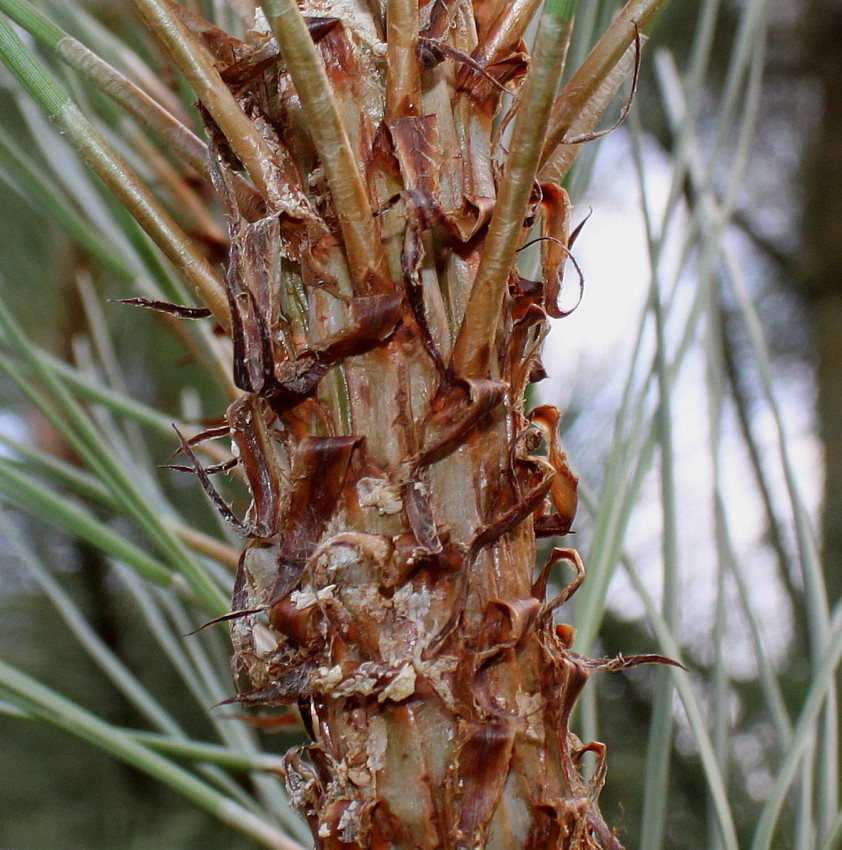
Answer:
0 1 668 847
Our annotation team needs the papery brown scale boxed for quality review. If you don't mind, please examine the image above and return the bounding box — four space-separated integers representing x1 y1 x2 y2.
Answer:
532 547 585 610
506 300 550 391
217 18 341 96
419 378 507 461
387 116 442 197
268 595 322 647
451 723 517 848
113 297 213 319
224 666 313 707
284 746 324 832
218 39 281 95
476 597 541 661
172 428 247 533
164 457 238 476
526 802 564 848
266 436 359 592
167 0 245 67
420 0 461 46
474 459 557 550
399 216 449 372
312 294 404 365
538 183 574 319
227 394 281 538
369 800 416 849
404 476 444 554
530 405 579 536
574 741 608 801
476 0 543 53
266 294 403 400
455 44 530 106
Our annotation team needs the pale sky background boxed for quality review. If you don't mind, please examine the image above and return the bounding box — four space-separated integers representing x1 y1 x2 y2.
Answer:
538 129 821 684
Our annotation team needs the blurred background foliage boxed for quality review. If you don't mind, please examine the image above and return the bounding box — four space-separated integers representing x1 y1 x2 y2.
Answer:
0 0 839 848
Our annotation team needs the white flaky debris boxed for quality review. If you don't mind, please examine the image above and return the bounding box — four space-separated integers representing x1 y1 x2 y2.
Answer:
290 584 336 609
289 587 316 609
420 654 460 709
338 799 363 842
312 533 393 582
314 665 344 688
357 477 403 515
393 582 431 622
251 8 270 33
339 667 378 696
318 542 358 574
313 663 379 696
252 624 278 655
311 660 418 702
366 715 389 773
516 692 545 742
378 663 416 703
301 0 385 55
346 767 371 788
